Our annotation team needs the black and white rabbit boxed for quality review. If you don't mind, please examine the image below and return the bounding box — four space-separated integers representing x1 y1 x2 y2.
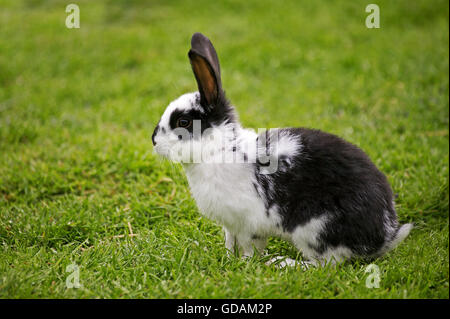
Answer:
152 32 412 266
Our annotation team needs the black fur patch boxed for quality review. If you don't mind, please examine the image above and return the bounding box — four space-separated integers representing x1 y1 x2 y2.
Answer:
254 128 398 257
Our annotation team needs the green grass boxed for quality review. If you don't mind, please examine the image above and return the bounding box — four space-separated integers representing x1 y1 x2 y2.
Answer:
0 0 448 298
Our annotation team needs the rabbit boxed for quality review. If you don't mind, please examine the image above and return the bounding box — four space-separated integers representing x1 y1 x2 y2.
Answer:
152 32 412 266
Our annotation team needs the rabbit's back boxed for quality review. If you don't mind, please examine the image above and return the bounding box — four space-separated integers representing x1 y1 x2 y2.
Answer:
255 128 401 258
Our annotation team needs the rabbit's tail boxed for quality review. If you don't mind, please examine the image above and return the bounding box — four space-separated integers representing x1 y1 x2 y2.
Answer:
381 223 413 254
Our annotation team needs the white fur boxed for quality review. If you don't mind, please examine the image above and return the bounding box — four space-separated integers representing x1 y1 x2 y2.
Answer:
266 256 313 269
391 224 413 248
271 129 303 160
320 246 353 264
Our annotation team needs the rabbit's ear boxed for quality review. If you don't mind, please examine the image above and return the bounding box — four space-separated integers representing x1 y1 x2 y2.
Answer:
188 33 222 108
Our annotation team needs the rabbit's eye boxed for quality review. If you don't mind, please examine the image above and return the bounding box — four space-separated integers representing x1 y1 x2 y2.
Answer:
177 117 192 128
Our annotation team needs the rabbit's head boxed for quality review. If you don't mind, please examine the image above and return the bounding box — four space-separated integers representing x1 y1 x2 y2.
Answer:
152 33 237 162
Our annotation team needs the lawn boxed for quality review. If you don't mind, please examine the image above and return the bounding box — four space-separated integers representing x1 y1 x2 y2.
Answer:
0 0 448 298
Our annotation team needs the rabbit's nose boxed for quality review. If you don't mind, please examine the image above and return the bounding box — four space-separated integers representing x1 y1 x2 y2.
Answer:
152 125 159 145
